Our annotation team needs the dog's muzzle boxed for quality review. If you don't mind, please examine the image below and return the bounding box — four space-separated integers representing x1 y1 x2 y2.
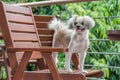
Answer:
76 26 85 32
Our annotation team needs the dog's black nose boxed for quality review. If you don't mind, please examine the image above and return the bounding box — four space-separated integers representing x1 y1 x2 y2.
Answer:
77 26 80 29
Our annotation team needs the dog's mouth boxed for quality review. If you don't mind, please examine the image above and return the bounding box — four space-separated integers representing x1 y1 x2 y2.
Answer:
76 26 85 32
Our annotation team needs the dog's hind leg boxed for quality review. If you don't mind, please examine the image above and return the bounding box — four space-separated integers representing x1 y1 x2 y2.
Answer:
52 37 59 66
78 52 86 73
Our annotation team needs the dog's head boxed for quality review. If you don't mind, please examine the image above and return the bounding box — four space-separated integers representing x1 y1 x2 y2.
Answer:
68 15 95 33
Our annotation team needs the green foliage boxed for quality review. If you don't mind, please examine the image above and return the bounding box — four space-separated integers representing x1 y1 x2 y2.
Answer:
65 1 120 80
36 0 120 79
0 67 7 79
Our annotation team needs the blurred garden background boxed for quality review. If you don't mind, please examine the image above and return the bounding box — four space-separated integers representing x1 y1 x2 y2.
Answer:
1 0 120 80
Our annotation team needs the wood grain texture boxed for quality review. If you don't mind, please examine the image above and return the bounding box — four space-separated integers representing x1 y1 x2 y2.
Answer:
9 23 35 33
107 30 120 41
7 47 68 52
35 22 48 28
34 15 53 22
12 33 38 42
5 3 31 15
7 13 33 24
37 29 54 35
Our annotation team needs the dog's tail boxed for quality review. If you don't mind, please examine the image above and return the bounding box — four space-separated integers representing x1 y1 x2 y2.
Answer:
48 17 67 31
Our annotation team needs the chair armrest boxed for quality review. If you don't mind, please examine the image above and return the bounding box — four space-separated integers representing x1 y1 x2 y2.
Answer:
7 47 68 52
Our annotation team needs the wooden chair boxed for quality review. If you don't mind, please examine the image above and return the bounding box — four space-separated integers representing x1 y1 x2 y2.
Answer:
0 15 104 80
0 1 86 80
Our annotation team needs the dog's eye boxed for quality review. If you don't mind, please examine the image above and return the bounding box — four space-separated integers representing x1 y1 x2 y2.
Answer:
74 22 77 25
81 22 84 25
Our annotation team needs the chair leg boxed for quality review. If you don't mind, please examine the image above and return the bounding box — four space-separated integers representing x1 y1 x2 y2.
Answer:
0 66 2 79
33 62 39 71
12 51 32 80
42 53 63 80
37 58 47 70
72 53 79 69
5 64 11 80
2 48 11 80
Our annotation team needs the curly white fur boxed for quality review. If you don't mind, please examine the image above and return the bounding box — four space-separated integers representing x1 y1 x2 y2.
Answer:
48 17 68 31
48 15 95 73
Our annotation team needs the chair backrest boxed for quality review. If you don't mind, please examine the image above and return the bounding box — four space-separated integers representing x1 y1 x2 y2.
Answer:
34 16 54 47
0 16 55 61
0 1 41 49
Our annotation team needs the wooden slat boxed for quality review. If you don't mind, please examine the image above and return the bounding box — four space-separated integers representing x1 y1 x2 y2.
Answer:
35 22 48 28
38 29 54 35
5 3 31 15
7 47 68 52
12 33 38 42
107 30 120 35
41 42 52 46
107 35 120 41
6 13 33 24
34 16 53 22
9 23 35 33
39 36 53 41
107 30 120 41
14 42 40 48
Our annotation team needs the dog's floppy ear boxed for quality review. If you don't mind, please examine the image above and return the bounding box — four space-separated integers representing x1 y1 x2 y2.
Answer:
83 16 95 29
68 15 78 28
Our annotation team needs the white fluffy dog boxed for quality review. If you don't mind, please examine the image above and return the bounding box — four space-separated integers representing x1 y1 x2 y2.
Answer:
48 15 95 73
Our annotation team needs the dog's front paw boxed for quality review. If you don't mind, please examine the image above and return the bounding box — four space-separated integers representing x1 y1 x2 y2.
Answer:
78 65 87 73
80 70 88 74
